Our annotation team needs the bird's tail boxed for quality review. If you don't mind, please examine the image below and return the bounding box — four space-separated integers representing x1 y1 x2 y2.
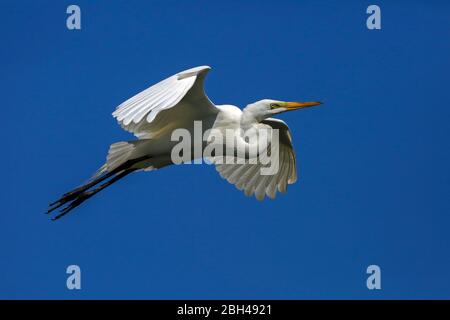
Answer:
47 141 151 220
91 141 137 179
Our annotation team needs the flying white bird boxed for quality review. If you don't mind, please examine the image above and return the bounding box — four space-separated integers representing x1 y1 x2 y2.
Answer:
47 66 321 220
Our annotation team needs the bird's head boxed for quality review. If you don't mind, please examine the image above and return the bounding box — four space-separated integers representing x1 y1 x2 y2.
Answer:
243 99 322 122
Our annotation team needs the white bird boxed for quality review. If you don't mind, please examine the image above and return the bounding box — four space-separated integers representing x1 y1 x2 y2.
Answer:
47 66 321 220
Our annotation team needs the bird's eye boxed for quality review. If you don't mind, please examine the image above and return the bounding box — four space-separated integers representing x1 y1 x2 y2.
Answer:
270 103 279 109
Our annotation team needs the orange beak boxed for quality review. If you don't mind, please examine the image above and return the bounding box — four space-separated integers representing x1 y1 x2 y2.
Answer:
283 101 322 110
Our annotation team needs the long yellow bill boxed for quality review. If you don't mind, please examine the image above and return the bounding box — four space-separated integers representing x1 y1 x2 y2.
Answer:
283 101 322 110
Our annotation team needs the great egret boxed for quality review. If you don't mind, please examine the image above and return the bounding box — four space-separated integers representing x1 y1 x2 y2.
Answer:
47 66 321 220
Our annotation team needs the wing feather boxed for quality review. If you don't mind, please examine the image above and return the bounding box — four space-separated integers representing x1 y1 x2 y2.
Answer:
113 66 217 138
215 118 298 200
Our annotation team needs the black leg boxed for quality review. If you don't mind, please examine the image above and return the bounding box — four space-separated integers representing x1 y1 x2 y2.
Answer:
52 168 136 221
47 155 151 214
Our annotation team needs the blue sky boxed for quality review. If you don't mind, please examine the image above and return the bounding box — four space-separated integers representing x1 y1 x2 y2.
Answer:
1 0 449 299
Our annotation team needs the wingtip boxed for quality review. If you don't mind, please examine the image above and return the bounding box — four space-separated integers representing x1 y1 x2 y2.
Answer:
177 65 211 80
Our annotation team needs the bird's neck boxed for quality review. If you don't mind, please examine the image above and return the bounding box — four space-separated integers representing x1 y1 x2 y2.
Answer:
241 108 261 130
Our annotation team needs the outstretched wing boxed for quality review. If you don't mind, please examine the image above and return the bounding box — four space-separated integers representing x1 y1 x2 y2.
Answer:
112 66 218 139
215 118 298 201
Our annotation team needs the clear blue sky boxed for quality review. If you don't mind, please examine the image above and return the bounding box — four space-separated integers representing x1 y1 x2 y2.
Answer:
1 0 449 299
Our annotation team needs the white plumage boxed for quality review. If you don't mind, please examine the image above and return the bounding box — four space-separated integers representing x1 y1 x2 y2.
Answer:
48 66 321 219
113 66 216 139
215 118 297 200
